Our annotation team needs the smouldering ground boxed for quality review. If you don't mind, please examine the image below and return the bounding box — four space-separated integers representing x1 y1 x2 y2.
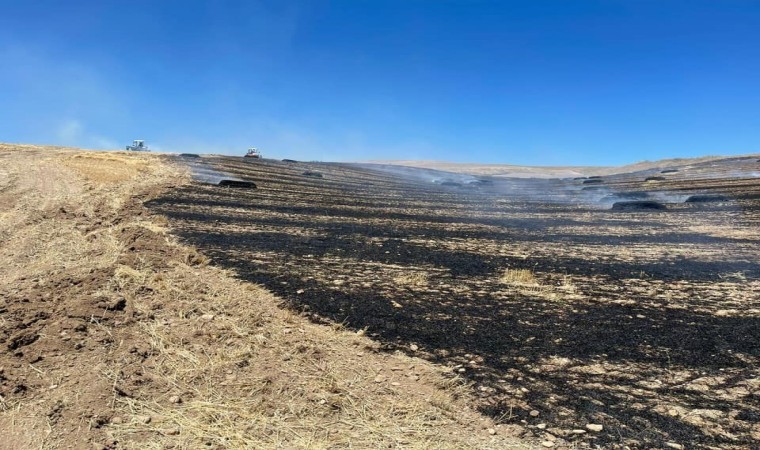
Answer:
149 154 760 449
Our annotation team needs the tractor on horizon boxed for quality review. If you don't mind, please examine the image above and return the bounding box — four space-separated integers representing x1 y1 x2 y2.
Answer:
245 148 261 159
126 140 150 152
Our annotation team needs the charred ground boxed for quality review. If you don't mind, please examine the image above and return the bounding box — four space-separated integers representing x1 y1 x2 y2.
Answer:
148 156 760 449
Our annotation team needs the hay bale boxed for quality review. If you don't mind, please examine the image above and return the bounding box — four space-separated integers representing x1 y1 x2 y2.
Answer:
218 180 257 189
179 153 201 158
660 169 679 174
582 179 604 184
302 171 323 178
573 177 587 180
645 176 666 182
611 201 666 211
282 159 297 163
685 194 729 203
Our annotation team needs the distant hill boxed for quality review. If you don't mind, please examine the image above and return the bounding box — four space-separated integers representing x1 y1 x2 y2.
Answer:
362 153 760 178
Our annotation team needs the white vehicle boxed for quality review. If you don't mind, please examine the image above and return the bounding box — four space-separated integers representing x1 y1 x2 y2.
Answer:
126 140 149 151
245 148 261 159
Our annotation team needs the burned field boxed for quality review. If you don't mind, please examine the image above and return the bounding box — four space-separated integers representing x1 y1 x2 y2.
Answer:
149 156 760 449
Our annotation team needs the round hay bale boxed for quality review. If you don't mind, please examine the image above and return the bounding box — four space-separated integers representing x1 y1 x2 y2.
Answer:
582 178 604 184
302 171 323 178
218 179 257 189
685 194 729 203
660 169 679 174
611 201 666 211
573 177 587 180
645 176 666 182
282 159 297 163
179 153 200 158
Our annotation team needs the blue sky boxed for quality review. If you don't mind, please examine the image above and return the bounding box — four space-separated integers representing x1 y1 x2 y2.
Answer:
1 1 759 165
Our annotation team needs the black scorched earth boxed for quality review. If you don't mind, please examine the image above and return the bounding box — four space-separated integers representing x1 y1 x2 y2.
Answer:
149 155 760 449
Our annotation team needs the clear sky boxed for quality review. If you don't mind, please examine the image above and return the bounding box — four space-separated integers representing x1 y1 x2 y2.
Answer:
1 1 759 165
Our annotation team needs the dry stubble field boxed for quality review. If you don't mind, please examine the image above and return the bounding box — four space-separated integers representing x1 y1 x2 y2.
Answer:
0 145 520 450
147 154 760 449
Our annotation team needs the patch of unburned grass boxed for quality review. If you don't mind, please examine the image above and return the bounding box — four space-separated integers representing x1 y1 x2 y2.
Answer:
394 271 429 287
500 268 539 286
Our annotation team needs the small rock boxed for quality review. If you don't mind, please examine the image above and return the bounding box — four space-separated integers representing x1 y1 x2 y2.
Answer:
374 374 386 383
162 427 180 436
541 441 555 448
110 416 124 425
530 410 540 417
665 443 683 450
487 428 496 435
571 429 586 434
391 382 400 386
168 395 182 404
296 289 305 294
200 314 215 321
409 344 419 352
586 423 603 432
536 423 547 429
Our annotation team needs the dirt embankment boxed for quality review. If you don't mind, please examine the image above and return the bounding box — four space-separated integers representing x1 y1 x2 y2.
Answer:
0 145 521 449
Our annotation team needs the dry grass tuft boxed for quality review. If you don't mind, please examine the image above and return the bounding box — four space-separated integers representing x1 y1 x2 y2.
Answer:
394 271 429 287
500 268 538 285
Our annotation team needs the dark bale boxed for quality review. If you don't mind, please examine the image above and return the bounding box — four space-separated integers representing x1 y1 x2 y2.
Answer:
573 177 587 180
282 159 298 163
588 175 603 179
611 201 666 211
645 176 666 182
302 171 323 178
179 153 201 158
660 169 679 174
218 180 257 189
685 194 730 203
582 179 604 184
